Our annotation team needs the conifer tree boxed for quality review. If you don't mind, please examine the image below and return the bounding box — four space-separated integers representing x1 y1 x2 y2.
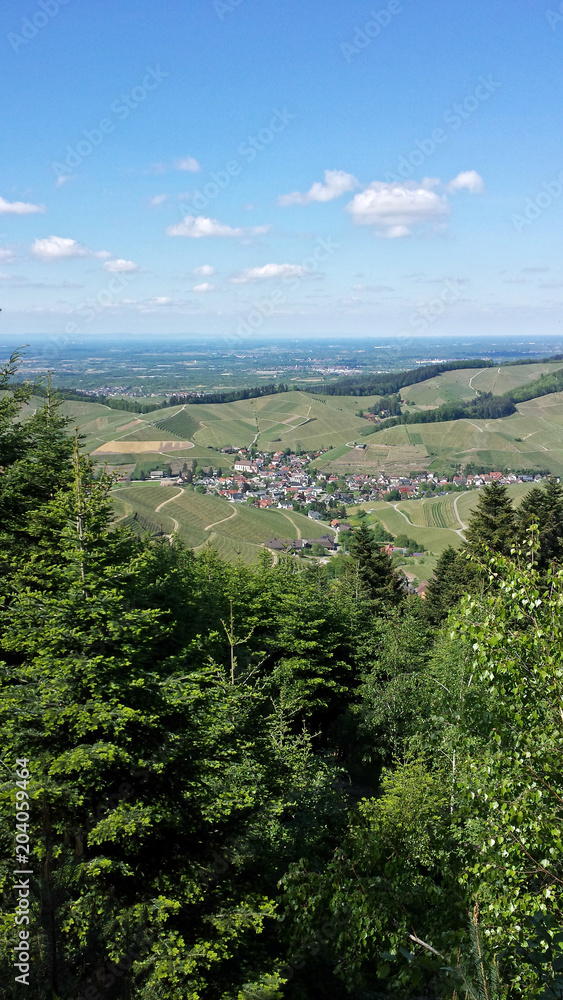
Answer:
463 481 516 556
516 476 563 569
348 523 404 605
424 545 481 623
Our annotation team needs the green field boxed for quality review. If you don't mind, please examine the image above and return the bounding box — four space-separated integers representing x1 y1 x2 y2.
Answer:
403 362 563 407
344 482 534 573
111 484 333 563
56 366 563 481
317 396 563 476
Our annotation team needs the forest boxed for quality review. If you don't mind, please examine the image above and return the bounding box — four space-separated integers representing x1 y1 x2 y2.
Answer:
1 351 562 1000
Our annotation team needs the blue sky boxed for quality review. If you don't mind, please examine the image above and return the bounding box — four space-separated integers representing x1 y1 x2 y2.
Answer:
1 0 563 344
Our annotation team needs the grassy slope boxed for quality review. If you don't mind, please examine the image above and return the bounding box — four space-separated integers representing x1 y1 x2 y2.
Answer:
64 363 563 478
111 485 332 563
403 362 563 406
343 482 533 583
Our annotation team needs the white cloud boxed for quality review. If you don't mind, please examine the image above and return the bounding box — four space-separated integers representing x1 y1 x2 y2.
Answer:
447 170 484 194
230 263 308 283
193 282 215 292
31 236 111 260
55 174 74 188
194 265 216 276
0 195 44 215
149 194 168 207
166 215 270 239
279 169 359 206
103 259 142 273
175 157 201 172
346 181 449 237
0 248 15 262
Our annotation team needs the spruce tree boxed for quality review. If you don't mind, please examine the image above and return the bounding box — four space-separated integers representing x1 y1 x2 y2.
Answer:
516 476 563 568
424 545 481 623
349 523 404 605
463 481 517 556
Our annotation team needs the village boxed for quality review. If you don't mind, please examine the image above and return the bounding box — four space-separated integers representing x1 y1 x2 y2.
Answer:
144 446 545 524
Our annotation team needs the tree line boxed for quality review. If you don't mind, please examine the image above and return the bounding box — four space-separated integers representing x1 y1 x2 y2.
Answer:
29 381 290 414
1 350 562 999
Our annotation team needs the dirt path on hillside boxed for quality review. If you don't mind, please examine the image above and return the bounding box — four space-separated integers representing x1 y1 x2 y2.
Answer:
280 511 302 538
204 508 238 531
453 494 467 534
393 504 414 525
468 369 489 394
154 489 183 533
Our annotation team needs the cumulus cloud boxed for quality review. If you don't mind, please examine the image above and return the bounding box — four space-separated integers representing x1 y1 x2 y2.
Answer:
194 265 216 276
193 282 215 292
345 172 484 237
166 215 270 239
230 263 308 283
446 170 484 194
279 170 359 206
149 194 168 207
103 259 142 273
175 157 201 172
346 180 449 237
31 236 111 260
0 195 44 215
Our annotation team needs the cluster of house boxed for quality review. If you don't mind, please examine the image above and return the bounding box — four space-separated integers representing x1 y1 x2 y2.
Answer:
174 449 334 510
165 449 546 513
265 530 346 554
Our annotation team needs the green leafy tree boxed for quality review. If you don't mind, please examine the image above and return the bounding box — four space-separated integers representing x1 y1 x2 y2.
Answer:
0 454 347 1000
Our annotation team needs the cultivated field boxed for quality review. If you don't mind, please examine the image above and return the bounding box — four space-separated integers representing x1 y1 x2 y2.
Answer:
343 481 535 583
111 483 332 563
403 362 563 407
316 395 563 477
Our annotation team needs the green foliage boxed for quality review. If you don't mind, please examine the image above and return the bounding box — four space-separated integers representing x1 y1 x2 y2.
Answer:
463 481 517 556
4 352 563 999
348 523 404 606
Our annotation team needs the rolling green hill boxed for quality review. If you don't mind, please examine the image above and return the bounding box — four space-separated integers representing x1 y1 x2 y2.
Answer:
111 483 332 563
52 364 563 566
